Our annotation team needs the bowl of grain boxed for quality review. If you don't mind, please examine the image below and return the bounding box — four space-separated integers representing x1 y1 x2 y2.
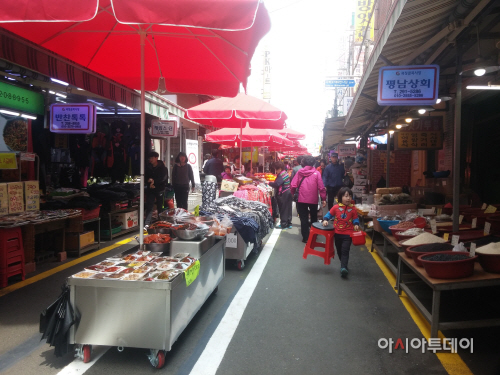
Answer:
406 243 455 266
418 251 477 279
399 232 448 254
476 243 500 273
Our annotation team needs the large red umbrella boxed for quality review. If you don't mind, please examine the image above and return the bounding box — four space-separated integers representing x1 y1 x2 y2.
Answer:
268 140 308 153
277 128 306 140
1 0 270 246
205 126 293 148
186 93 287 129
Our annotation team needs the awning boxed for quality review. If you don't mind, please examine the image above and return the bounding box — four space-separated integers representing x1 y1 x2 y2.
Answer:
0 28 184 119
342 0 494 136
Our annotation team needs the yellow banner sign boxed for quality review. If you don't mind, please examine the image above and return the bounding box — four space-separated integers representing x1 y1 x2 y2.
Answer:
396 131 443 150
355 0 375 43
185 260 201 287
0 153 17 169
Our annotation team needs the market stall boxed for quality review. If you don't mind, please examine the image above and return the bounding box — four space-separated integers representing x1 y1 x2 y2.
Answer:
66 231 225 368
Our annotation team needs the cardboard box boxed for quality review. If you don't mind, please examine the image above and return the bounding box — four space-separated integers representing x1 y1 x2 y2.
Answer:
112 210 138 229
220 180 239 192
66 231 95 250
7 182 24 214
24 181 40 211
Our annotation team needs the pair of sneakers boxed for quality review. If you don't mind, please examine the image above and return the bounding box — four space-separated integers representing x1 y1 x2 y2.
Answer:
276 224 292 229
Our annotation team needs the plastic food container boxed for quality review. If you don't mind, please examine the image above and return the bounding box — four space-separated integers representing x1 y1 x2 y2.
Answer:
389 223 416 240
377 219 400 234
406 244 454 267
418 251 477 279
476 253 500 273
449 230 486 243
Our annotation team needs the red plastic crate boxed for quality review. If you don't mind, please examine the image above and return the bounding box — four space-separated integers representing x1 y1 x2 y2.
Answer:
80 205 102 220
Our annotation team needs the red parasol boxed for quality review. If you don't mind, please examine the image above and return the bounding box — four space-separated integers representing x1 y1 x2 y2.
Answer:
186 93 287 129
205 126 293 148
277 128 306 140
1 0 270 246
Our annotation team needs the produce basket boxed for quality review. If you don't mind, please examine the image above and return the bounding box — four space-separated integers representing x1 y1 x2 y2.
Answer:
449 229 486 243
418 251 477 279
80 205 101 220
377 218 400 234
407 243 455 267
476 252 500 273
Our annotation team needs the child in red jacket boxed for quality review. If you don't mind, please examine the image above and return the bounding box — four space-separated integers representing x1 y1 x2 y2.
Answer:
322 187 359 278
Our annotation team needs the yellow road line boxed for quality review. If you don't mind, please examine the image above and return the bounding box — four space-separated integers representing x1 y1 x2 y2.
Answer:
0 237 135 298
365 237 473 375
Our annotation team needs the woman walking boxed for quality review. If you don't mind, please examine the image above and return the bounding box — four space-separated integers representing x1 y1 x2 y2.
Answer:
172 152 195 210
291 156 326 243
269 161 293 229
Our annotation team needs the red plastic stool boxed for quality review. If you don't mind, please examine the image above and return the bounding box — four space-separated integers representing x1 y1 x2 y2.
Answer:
303 222 335 265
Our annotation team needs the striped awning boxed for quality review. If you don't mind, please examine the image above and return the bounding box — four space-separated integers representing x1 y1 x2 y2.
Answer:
342 0 492 138
0 28 184 119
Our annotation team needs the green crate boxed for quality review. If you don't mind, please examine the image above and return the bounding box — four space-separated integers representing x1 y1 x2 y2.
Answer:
100 225 122 237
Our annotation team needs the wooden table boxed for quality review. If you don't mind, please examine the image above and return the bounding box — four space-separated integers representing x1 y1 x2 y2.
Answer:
396 253 500 338
371 231 402 274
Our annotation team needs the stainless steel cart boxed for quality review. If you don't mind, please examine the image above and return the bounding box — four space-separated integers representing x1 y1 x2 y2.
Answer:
224 230 257 270
68 238 225 368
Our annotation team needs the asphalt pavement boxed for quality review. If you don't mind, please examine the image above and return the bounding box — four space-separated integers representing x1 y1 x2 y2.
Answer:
1 217 499 375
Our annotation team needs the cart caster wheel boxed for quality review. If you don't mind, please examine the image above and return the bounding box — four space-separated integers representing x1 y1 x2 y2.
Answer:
236 260 245 270
155 350 166 369
212 286 219 295
82 345 92 363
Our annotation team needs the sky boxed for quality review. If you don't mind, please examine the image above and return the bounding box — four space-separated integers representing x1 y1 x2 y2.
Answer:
246 0 355 153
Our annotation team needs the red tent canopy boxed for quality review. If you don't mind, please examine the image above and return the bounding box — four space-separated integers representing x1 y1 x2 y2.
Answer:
205 126 293 148
0 0 270 96
277 128 306 140
186 93 287 129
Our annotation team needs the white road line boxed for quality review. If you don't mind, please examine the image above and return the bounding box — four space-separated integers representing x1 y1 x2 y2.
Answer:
189 229 281 375
56 346 110 375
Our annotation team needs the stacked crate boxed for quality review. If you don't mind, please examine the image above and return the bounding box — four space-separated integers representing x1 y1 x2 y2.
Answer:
0 227 25 288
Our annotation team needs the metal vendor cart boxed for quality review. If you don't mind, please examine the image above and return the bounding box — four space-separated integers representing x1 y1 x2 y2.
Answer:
224 229 266 270
68 237 225 369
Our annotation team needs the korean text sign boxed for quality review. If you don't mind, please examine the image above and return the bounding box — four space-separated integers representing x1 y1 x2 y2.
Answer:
355 0 374 42
50 104 95 134
377 65 439 106
151 120 177 137
395 117 443 150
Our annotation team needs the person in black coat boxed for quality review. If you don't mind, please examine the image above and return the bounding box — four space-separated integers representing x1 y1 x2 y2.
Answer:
172 152 196 210
145 151 168 225
203 150 224 182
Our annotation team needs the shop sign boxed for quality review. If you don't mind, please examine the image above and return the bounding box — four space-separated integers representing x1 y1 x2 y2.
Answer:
377 65 439 106
325 79 355 88
355 0 375 42
343 96 353 113
338 144 357 157
8 182 24 214
186 139 201 185
151 119 177 137
0 81 44 115
185 260 200 287
395 117 443 150
50 103 96 134
0 153 17 169
20 152 36 161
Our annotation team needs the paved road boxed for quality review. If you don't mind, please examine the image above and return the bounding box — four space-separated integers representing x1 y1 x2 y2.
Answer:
1 219 499 375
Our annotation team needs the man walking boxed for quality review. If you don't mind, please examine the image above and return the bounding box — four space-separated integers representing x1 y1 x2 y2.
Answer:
322 152 345 210
203 150 224 182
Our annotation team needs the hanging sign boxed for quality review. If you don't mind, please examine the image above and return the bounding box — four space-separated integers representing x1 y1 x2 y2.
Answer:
186 139 201 185
151 119 177 137
0 153 17 169
377 65 439 106
50 103 96 134
20 152 36 161
185 260 200 287
0 81 44 115
338 144 357 157
395 117 443 150
355 0 375 42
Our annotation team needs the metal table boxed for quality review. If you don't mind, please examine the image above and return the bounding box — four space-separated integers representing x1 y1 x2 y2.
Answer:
68 237 225 368
371 231 402 275
396 253 500 338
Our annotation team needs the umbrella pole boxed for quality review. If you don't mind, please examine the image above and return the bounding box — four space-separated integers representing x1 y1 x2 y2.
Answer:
139 31 146 248
239 120 243 174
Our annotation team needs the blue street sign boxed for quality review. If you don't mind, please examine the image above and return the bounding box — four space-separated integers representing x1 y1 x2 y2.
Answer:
325 79 356 88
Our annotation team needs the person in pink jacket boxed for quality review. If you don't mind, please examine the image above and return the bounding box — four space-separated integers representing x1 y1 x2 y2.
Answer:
291 156 327 243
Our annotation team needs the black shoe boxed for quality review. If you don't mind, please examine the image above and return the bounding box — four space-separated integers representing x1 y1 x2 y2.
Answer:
302 239 307 243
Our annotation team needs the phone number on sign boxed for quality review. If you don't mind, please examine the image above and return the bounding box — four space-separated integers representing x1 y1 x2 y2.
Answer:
0 90 30 104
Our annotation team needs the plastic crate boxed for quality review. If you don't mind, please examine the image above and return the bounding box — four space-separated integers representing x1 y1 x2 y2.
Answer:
100 225 122 237
80 205 102 220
